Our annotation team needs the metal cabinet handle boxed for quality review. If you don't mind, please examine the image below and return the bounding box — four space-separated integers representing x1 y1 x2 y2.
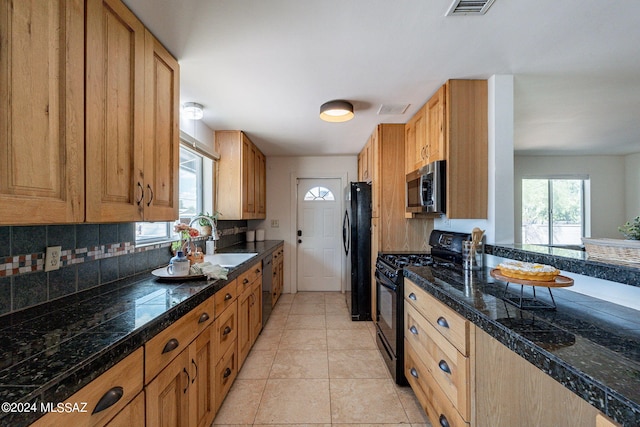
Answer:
223 367 232 379
438 360 451 375
243 278 249 284
408 293 417 301
439 414 450 427
224 293 232 301
191 359 198 383
136 182 144 205
183 368 190 394
223 326 232 336
409 325 419 335
146 184 154 206
255 268 261 273
162 338 179 354
198 312 210 324
92 386 123 414
409 367 419 379
437 317 449 328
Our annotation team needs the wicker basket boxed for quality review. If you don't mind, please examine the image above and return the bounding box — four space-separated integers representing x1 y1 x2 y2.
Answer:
582 238 640 264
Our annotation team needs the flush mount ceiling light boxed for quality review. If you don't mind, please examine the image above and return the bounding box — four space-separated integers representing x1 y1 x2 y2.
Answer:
319 100 354 122
182 102 204 120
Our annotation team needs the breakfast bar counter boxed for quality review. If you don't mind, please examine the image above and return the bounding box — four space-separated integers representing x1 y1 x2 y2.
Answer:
403 264 640 427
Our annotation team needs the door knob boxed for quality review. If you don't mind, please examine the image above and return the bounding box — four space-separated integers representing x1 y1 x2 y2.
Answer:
298 239 302 244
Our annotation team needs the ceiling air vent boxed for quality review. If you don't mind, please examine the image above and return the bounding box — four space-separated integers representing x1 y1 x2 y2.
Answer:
445 0 496 16
377 104 409 115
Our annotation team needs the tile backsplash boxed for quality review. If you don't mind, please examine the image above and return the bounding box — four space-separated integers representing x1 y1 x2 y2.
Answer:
0 220 247 316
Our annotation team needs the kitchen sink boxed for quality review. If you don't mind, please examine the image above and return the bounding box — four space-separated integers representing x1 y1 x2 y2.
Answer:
203 252 258 268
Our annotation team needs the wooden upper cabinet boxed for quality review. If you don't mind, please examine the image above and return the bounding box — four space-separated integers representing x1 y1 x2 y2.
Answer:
85 0 179 222
357 138 372 182
143 30 180 221
0 0 85 224
405 80 487 219
426 86 446 163
85 0 146 222
216 131 266 220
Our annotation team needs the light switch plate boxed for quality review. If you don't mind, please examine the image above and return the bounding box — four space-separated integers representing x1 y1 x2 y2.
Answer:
44 246 62 272
271 219 279 228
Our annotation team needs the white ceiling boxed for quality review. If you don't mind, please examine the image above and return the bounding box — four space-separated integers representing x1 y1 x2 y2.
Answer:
123 0 640 157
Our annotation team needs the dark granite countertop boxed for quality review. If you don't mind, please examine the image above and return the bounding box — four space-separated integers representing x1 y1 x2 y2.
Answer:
0 240 283 427
403 265 640 427
487 243 640 287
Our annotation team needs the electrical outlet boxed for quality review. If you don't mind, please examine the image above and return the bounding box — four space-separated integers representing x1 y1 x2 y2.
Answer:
271 219 279 228
44 246 62 272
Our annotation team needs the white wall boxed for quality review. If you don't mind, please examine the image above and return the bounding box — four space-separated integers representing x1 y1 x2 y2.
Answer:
250 156 358 293
625 152 640 219
514 155 626 240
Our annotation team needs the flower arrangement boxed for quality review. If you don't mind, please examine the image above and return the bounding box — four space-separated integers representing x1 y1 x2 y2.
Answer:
618 216 640 240
171 223 200 253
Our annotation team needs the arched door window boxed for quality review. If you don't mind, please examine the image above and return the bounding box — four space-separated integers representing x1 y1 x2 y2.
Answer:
303 186 335 201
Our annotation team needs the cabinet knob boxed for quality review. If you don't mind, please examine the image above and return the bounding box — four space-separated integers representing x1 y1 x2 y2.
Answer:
224 293 233 301
243 278 249 284
198 313 210 324
439 414 450 427
223 367 232 379
409 325 419 335
408 293 417 301
223 325 232 336
92 386 123 414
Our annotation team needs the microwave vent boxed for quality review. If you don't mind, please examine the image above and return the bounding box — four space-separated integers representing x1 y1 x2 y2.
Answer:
377 104 409 115
445 0 496 16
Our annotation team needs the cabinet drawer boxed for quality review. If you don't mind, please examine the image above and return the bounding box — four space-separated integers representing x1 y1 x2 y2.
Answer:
215 301 238 361
104 391 145 427
215 340 238 412
405 279 469 355
237 261 262 293
405 303 470 419
405 339 469 427
31 348 144 427
145 296 214 383
215 279 238 315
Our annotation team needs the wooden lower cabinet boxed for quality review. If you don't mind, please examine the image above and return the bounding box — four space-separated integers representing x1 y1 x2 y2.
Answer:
31 348 143 427
215 340 238 413
104 392 145 427
238 278 263 368
146 324 216 427
475 328 599 427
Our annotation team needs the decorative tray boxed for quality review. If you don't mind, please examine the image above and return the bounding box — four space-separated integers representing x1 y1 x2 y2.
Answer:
151 266 205 281
490 268 574 288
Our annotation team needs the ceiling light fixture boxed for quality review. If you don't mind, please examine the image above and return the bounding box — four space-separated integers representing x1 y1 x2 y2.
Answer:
319 100 354 122
182 102 204 120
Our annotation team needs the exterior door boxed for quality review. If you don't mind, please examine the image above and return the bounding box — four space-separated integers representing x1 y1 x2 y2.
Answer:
296 178 342 292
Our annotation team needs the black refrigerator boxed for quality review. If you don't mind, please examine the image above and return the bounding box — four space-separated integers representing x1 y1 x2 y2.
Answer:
343 182 372 321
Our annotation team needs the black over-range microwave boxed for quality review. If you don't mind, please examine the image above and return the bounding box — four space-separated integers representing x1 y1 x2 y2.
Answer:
405 160 446 214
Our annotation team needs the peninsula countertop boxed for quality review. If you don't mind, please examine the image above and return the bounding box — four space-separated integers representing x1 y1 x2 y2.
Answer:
404 264 640 427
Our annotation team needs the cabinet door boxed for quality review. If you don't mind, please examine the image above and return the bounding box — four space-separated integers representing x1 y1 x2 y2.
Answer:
242 136 256 217
414 106 428 169
143 30 179 221
250 279 263 343
191 325 216 427
0 0 84 224
105 392 145 427
237 285 252 369
146 349 190 427
370 129 380 218
86 0 145 222
426 86 446 163
256 150 266 217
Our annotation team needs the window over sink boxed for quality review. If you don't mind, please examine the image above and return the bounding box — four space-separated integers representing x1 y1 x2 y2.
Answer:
136 141 217 244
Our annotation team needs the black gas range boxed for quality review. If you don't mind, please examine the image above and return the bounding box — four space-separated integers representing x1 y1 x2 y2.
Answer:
375 230 470 385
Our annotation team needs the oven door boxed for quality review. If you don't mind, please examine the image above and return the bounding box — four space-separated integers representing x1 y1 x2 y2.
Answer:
375 270 398 361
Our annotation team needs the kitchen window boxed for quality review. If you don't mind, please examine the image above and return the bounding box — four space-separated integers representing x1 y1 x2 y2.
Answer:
521 176 589 246
136 137 217 244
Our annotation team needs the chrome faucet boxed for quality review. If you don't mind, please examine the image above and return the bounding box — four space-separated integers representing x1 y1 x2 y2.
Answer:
189 215 219 254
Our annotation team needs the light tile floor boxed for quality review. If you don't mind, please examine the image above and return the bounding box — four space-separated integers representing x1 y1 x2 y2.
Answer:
213 292 432 426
